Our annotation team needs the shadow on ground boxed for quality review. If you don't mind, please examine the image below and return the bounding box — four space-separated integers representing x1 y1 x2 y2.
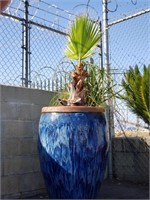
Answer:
28 179 149 199
97 179 149 199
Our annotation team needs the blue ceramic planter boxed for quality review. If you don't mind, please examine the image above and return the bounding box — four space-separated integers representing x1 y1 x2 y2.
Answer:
38 106 108 199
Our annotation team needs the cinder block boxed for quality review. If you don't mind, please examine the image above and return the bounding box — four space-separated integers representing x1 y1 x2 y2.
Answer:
113 152 134 167
1 175 19 195
17 104 33 121
0 85 57 197
0 85 26 103
112 138 123 152
2 156 41 176
18 188 47 199
1 173 45 197
1 193 21 199
19 138 38 155
2 157 21 175
32 155 41 172
0 85 2 102
114 165 135 177
113 165 149 184
137 139 149 152
1 102 41 121
122 138 137 152
1 85 55 105
122 138 149 153
33 121 40 137
1 138 20 156
1 102 19 120
0 85 32 103
113 150 149 184
19 172 45 192
30 104 43 120
18 103 32 121
134 152 149 173
1 120 34 138
17 104 43 121
18 156 40 174
29 89 56 105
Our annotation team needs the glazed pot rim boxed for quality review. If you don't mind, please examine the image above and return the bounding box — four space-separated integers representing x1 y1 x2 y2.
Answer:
41 106 105 113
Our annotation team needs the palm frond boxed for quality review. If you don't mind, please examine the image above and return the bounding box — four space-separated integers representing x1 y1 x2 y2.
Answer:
85 62 118 106
121 64 150 125
64 15 102 63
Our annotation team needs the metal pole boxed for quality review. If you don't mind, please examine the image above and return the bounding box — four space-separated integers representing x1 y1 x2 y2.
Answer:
102 0 114 180
28 22 31 87
22 0 29 87
102 0 110 74
21 22 24 86
99 21 103 69
108 8 150 27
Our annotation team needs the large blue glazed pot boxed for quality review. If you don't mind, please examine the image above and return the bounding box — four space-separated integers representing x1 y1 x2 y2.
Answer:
38 106 108 199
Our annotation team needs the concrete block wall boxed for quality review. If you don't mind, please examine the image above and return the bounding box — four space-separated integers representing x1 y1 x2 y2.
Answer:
0 85 149 198
0 85 56 199
112 137 149 184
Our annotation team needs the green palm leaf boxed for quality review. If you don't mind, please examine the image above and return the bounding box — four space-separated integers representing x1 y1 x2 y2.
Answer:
120 64 150 125
64 15 102 63
85 62 118 106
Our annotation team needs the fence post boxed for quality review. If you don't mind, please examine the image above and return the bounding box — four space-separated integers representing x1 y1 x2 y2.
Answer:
22 0 29 87
99 21 103 69
102 0 115 180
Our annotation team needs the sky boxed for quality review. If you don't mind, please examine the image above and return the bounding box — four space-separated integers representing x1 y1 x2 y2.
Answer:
6 0 149 65
2 0 149 80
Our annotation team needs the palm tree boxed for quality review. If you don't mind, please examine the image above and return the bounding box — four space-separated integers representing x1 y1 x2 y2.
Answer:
63 15 102 105
120 64 150 126
65 15 102 64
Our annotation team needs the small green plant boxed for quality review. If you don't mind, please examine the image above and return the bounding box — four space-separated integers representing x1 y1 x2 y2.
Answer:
50 60 118 107
64 15 102 64
120 64 150 126
50 15 118 107
85 62 117 106
61 14 102 106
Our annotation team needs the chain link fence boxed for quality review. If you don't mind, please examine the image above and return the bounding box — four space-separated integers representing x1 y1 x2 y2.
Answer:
0 0 101 90
29 22 67 90
0 0 149 183
0 0 71 89
108 4 150 132
0 14 23 86
107 1 150 183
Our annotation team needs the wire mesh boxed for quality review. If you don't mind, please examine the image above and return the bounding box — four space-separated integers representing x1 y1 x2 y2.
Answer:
107 1 149 183
0 14 23 86
29 23 67 89
0 0 101 90
0 0 149 183
109 11 150 130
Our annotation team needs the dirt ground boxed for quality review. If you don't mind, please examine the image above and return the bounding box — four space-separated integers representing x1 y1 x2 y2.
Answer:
27 179 149 199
